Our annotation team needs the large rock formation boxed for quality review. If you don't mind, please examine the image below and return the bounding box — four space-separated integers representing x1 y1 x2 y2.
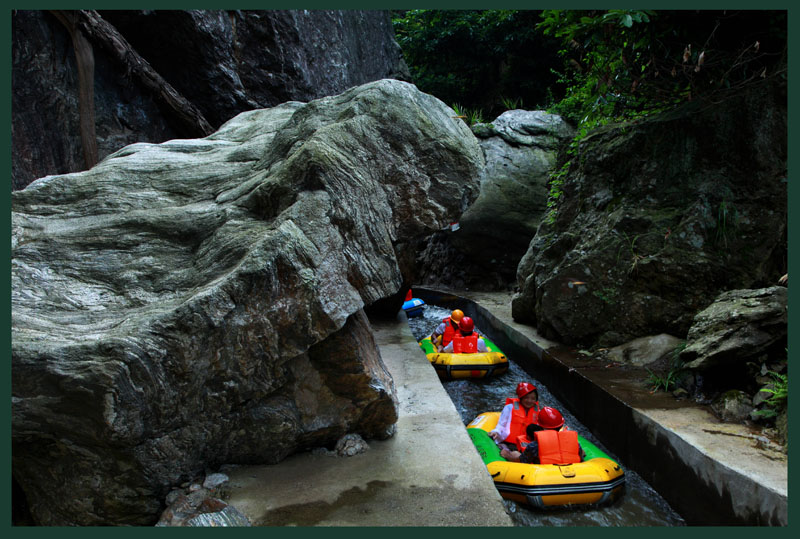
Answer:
12 10 410 190
415 110 572 289
512 80 787 347
11 79 483 525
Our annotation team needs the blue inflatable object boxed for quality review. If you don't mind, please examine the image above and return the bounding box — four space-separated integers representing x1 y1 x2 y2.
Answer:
402 298 425 317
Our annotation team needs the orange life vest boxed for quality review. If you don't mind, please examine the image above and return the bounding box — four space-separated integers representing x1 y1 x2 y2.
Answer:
441 318 458 347
451 332 479 353
534 429 582 465
502 398 539 447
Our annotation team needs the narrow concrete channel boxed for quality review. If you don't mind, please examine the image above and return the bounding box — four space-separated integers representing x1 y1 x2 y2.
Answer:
415 287 788 526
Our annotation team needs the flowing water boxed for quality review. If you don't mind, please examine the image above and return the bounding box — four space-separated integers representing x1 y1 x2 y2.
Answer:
408 305 686 527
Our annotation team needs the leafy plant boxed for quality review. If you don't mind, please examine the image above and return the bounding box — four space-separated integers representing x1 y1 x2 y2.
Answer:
647 367 680 392
465 107 485 125
647 342 686 392
501 95 523 110
545 162 570 223
593 286 619 304
451 103 485 126
753 371 788 418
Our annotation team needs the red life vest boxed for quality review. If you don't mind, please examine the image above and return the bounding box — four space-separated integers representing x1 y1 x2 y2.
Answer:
534 429 582 465
441 317 458 347
451 332 479 353
502 397 539 447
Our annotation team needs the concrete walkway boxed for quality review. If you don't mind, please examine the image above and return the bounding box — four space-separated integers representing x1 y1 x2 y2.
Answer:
224 312 513 526
422 288 788 526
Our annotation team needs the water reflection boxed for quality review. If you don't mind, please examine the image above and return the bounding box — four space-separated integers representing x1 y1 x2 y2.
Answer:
407 305 685 527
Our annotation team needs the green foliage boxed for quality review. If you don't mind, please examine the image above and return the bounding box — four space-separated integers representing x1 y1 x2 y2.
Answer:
753 371 788 419
647 344 686 392
392 10 563 118
592 286 619 304
545 161 570 224
396 10 786 229
647 368 680 392
451 103 485 126
500 95 523 110
539 10 787 128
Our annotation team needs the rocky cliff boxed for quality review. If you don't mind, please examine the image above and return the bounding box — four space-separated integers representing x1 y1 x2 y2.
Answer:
11 80 482 525
12 10 410 190
512 80 787 348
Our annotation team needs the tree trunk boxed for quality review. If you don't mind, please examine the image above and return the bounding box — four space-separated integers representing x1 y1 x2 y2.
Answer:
53 10 214 142
50 10 99 170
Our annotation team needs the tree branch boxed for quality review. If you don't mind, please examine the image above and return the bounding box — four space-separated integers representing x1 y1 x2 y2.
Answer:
63 10 214 138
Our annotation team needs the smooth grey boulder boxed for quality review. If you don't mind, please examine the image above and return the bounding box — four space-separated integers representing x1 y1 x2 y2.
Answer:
415 110 573 289
453 111 573 274
606 333 685 367
12 79 483 525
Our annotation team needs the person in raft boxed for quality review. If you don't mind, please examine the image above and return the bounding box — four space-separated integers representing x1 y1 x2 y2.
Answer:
500 406 586 465
441 316 488 354
431 309 464 352
488 382 540 452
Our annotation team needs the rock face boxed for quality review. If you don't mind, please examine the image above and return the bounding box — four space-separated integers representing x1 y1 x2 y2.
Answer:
415 110 573 289
11 79 483 525
512 80 787 347
12 10 410 190
680 287 787 373
455 112 574 276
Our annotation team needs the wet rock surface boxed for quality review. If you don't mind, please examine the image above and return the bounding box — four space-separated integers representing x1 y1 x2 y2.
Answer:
11 79 482 525
156 472 252 527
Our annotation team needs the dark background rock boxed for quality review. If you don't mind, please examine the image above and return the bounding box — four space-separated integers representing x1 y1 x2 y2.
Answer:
512 79 787 347
11 10 410 191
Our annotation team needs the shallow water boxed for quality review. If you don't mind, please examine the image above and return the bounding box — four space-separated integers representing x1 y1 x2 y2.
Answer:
407 305 686 527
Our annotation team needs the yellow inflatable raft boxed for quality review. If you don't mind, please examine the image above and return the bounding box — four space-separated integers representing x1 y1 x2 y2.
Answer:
419 336 508 379
467 412 625 508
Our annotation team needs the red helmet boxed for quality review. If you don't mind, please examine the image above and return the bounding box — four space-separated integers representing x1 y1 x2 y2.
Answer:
538 406 565 430
459 316 474 333
516 382 537 399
